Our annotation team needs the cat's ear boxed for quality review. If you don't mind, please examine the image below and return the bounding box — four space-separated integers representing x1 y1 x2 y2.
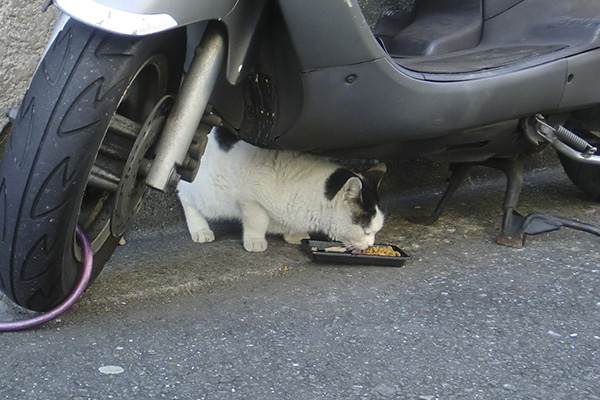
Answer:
343 176 363 201
363 163 386 190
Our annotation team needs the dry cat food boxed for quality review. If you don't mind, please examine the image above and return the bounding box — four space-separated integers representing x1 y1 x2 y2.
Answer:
357 245 403 257
321 245 403 257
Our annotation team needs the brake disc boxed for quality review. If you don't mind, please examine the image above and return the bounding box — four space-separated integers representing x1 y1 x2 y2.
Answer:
111 95 174 236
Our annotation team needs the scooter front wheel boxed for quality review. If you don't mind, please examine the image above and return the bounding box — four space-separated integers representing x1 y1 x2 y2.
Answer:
0 19 184 311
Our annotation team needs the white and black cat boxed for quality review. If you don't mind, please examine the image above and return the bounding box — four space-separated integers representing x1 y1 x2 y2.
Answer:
177 126 386 252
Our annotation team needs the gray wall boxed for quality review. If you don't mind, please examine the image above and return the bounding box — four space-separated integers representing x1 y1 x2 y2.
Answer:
0 1 58 132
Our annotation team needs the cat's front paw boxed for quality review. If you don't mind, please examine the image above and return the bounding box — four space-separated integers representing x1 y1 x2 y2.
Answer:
190 229 215 243
243 237 268 252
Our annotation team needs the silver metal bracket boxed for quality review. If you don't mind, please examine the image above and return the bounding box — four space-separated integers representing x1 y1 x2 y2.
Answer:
535 114 600 165
145 26 226 191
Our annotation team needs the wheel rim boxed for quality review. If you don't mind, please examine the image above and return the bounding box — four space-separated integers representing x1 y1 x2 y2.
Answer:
77 54 171 253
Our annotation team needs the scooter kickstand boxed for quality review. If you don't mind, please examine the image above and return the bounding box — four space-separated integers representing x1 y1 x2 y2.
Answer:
487 156 527 247
414 163 473 225
498 211 600 247
415 155 600 247
490 155 600 247
416 156 529 246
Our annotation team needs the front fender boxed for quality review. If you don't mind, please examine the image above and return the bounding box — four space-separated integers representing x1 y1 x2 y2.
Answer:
53 0 266 84
54 0 237 36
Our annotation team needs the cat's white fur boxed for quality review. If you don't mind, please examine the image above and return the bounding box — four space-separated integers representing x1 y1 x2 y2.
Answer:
177 130 385 252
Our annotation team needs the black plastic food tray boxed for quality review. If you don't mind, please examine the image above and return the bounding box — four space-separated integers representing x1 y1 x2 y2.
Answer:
301 239 409 267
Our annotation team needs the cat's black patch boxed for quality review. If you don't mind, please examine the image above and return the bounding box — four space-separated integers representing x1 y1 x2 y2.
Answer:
325 168 357 200
325 168 381 228
354 181 380 228
213 125 240 152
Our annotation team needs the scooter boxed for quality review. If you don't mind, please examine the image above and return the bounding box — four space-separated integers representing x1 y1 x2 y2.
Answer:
2 0 600 312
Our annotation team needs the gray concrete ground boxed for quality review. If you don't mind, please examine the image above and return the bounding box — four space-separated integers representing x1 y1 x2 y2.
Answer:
1 156 599 400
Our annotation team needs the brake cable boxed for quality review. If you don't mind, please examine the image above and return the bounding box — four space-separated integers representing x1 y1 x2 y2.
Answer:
0 225 93 332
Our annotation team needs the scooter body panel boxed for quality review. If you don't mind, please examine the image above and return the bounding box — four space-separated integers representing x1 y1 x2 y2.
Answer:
275 0 385 70
255 0 600 161
561 50 600 110
273 57 568 158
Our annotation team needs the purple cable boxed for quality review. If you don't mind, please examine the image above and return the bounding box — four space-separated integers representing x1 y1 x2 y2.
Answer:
0 225 93 332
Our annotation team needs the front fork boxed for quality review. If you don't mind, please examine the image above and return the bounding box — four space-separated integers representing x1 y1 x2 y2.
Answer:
145 24 227 191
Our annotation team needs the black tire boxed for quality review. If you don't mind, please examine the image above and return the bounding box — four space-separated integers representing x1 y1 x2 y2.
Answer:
558 146 600 201
0 20 184 311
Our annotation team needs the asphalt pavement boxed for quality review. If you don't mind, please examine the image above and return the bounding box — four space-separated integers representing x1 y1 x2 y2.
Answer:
1 156 599 400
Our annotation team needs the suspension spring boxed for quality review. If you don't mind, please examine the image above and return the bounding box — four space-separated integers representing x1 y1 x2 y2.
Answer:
554 125 597 153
